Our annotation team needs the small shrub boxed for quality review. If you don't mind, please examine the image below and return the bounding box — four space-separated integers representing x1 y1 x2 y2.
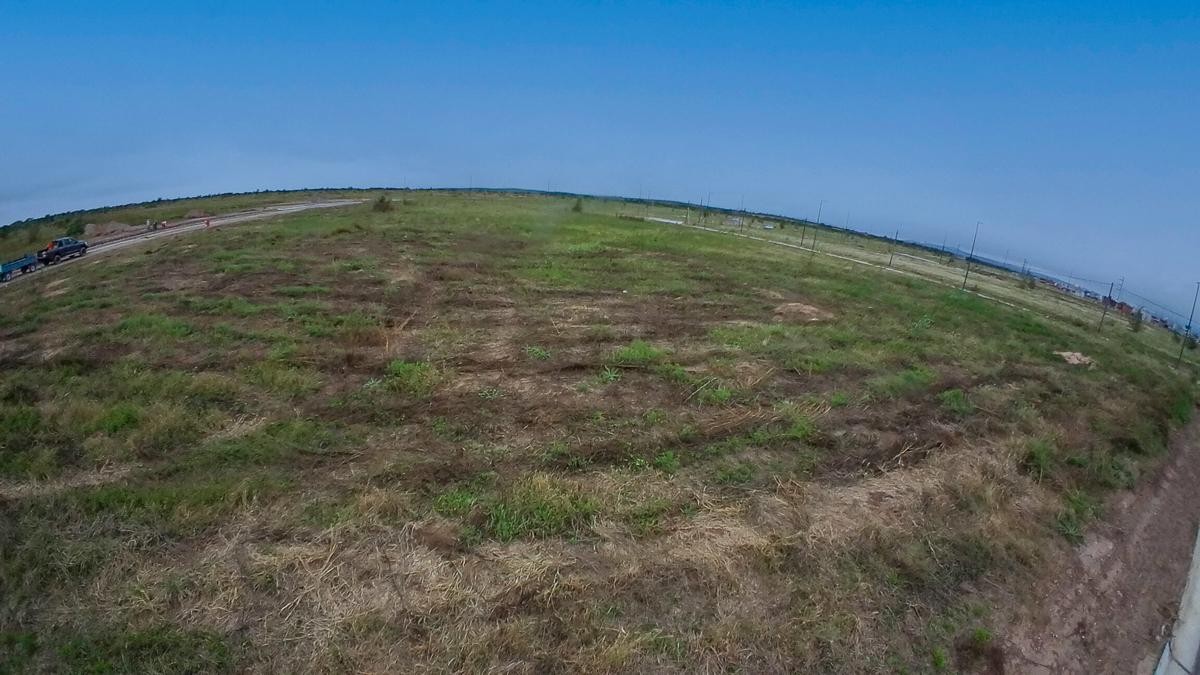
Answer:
540 441 571 463
652 450 681 474
626 456 649 471
909 315 934 334
597 367 622 384
713 461 754 485
385 360 438 398
89 403 138 436
642 409 666 425
829 392 850 407
1056 489 1099 543
868 366 937 399
627 497 671 536
1022 439 1055 482
571 198 583 213
938 389 974 417
611 340 667 367
434 486 480 517
0 405 42 455
372 195 393 212
931 647 948 671
1169 390 1196 426
697 385 734 406
524 345 551 361
477 386 504 401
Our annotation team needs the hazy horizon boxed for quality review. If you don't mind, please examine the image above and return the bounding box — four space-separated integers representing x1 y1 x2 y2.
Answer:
3 2 1197 315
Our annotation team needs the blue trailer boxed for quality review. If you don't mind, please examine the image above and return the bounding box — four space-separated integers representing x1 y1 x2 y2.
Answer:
0 254 37 282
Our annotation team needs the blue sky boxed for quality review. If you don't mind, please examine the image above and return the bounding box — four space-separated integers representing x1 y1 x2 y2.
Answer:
2 1 1197 315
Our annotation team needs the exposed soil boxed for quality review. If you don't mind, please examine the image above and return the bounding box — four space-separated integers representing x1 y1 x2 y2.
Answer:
1001 411 1200 673
773 301 833 323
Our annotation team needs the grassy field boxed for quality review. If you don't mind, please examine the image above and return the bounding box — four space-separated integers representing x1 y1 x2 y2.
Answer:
0 191 1194 672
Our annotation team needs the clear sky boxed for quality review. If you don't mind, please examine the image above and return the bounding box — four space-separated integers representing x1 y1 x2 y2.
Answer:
2 2 1197 315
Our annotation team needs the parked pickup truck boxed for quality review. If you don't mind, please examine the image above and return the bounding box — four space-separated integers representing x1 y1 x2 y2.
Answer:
37 237 88 265
0 254 37 282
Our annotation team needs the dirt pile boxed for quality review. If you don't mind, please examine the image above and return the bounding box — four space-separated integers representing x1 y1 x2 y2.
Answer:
773 302 833 323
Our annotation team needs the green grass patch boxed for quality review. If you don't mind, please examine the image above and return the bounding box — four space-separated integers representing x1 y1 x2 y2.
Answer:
524 345 551 360
1023 439 1056 482
712 461 754 485
113 313 193 340
95 402 142 435
937 388 974 417
278 285 330 297
652 450 681 474
1056 489 1100 543
483 476 598 542
610 340 668 367
434 486 481 517
385 360 439 398
868 366 938 398
56 625 233 674
189 418 340 469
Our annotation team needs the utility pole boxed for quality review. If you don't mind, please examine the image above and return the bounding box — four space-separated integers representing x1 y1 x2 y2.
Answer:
803 199 825 251
961 221 981 291
1098 282 1115 329
1178 282 1200 367
888 228 900 268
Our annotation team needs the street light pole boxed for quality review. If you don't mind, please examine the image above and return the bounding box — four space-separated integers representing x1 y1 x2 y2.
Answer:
1177 281 1200 368
961 221 981 291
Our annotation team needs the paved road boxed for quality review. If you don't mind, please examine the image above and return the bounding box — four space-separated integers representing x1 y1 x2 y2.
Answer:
0 199 361 292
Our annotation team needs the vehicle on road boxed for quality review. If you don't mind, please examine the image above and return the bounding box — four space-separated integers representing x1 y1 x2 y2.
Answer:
0 254 37 282
37 237 88 266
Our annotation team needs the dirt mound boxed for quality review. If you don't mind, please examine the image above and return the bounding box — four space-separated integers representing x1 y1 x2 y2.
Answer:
84 221 136 238
773 302 833 323
1054 351 1096 368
